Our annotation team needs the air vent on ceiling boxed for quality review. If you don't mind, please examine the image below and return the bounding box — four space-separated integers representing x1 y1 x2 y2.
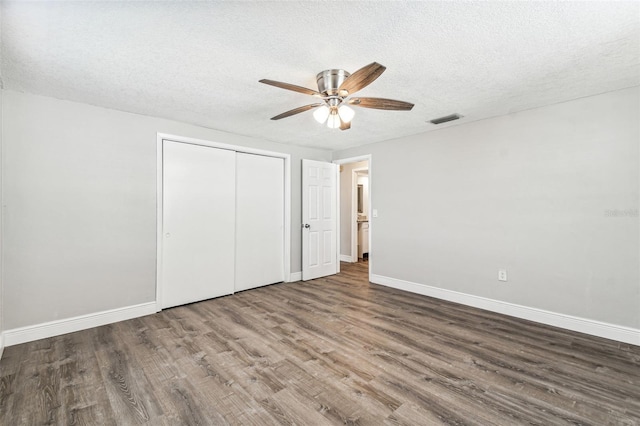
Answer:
429 113 462 125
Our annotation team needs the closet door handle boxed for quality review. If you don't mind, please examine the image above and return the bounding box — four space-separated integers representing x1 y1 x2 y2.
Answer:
303 224 310 229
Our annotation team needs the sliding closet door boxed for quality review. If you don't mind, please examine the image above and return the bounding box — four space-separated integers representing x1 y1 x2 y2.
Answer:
162 141 236 309
235 153 285 292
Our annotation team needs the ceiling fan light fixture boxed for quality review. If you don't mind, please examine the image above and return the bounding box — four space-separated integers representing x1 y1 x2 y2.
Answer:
327 111 341 129
338 105 355 123
313 105 330 123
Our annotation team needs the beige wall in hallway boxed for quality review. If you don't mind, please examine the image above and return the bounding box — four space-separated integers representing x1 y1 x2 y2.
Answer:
340 160 368 259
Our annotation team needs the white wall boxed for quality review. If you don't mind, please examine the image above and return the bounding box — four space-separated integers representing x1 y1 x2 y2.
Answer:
339 160 367 259
2 90 331 330
334 87 639 331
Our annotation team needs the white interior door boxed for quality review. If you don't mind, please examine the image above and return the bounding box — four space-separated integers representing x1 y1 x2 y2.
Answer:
302 159 338 280
162 141 236 309
235 153 285 291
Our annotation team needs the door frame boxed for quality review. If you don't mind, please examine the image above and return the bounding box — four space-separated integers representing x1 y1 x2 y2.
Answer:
333 155 372 278
156 133 291 312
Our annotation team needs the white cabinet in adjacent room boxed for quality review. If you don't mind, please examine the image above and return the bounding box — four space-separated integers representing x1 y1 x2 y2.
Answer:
358 221 369 259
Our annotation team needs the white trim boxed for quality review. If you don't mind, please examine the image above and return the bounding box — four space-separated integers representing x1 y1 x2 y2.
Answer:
366 156 372 277
156 133 292 310
371 274 640 346
340 254 355 263
352 170 357 260
335 165 341 274
283 154 292 283
156 135 164 311
0 333 4 360
288 271 302 282
333 155 372 165
158 133 292 160
3 302 157 347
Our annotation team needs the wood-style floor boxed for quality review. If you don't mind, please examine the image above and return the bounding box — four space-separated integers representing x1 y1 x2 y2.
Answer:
1 261 639 425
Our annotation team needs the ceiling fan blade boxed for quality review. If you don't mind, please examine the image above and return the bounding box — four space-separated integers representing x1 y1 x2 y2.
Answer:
259 79 321 97
270 103 324 120
339 117 351 131
338 62 386 95
348 97 414 111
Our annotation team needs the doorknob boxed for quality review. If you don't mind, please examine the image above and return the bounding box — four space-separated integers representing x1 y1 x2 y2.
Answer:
303 224 310 229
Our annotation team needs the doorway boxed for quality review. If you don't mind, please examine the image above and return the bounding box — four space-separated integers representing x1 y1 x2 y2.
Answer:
334 156 372 277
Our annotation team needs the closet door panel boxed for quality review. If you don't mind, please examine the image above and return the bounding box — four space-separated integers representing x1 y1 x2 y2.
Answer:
162 141 235 308
235 153 285 292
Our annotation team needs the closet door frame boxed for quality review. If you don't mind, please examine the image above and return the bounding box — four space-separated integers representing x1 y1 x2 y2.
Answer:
155 133 291 312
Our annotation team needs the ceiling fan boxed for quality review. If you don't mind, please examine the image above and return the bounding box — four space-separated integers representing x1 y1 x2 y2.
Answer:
259 62 414 130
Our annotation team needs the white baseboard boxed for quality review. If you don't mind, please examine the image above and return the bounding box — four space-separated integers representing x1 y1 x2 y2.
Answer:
370 274 640 346
4 302 157 347
288 271 302 282
0 333 4 360
340 254 355 263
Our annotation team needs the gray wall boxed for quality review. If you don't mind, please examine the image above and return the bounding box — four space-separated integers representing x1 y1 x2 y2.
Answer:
334 87 639 329
340 160 367 258
3 90 331 330
0 13 3 350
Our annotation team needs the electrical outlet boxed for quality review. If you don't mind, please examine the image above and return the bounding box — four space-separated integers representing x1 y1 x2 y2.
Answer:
498 269 508 282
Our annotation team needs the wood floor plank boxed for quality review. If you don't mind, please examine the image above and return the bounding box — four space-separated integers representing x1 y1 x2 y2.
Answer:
58 331 118 425
1 260 638 425
385 402 448 425
266 387 333 425
94 324 163 424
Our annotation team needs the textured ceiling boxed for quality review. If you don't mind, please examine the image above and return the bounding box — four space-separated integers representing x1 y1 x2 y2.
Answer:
2 1 639 150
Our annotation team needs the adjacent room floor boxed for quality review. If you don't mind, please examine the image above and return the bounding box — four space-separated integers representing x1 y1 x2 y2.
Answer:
1 262 639 425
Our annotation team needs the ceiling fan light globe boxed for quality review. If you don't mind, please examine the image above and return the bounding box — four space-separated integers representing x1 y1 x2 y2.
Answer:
313 105 330 123
338 105 355 123
327 113 341 129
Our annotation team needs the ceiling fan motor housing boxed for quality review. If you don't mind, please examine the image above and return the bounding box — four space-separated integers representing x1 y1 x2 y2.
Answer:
316 69 350 96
